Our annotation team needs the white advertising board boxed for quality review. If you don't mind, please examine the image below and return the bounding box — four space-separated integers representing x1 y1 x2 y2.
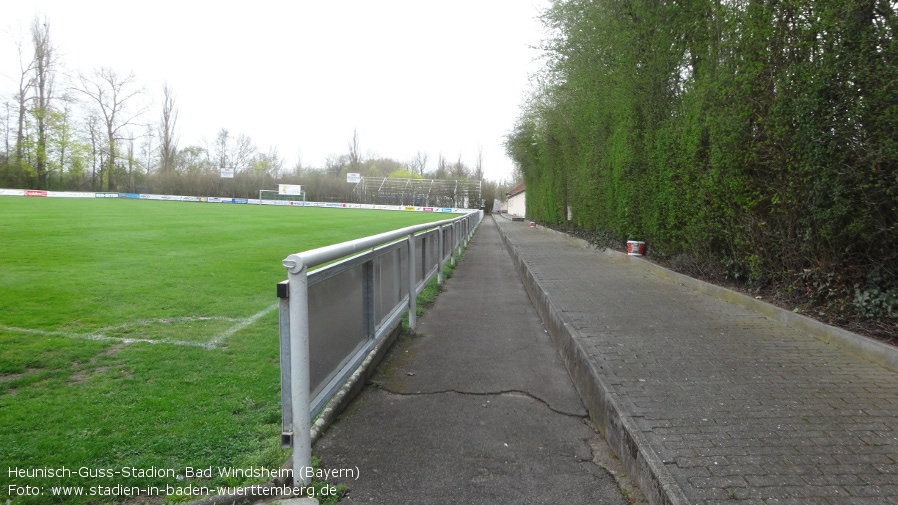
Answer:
278 184 302 195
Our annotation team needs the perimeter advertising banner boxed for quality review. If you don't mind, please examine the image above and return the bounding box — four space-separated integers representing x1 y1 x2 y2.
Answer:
1 188 472 216
47 191 93 198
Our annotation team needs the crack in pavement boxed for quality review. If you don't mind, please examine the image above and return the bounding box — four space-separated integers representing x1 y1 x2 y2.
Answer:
374 385 588 419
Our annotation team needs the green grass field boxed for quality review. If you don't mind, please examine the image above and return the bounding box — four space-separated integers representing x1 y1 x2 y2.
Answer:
0 198 455 504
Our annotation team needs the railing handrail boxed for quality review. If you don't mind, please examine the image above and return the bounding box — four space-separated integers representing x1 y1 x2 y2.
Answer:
282 215 465 272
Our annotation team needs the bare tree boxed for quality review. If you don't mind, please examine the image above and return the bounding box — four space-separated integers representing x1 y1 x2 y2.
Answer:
267 146 284 177
233 133 255 171
50 95 77 184
212 128 257 173
124 131 136 192
84 113 102 190
292 148 304 176
450 153 469 179
435 153 449 179
10 28 35 170
408 150 429 176
348 128 361 174
473 145 484 181
31 16 57 189
141 123 155 175
2 101 10 158
325 153 348 177
214 128 230 169
74 68 146 191
158 83 179 174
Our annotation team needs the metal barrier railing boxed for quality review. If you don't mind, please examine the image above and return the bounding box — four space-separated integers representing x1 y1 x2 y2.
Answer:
277 210 483 484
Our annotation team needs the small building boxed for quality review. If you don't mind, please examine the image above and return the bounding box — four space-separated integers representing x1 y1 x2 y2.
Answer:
505 183 526 218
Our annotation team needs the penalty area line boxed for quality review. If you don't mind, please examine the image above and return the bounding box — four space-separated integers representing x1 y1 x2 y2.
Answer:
1 304 277 350
0 324 210 348
206 303 278 349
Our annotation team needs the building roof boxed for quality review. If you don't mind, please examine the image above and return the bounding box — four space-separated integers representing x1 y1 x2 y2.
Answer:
506 183 525 198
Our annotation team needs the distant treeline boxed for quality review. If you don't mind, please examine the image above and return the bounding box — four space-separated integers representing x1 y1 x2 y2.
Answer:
507 0 897 322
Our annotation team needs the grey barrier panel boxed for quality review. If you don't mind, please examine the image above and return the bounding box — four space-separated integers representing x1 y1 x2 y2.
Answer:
307 265 367 402
398 241 410 310
374 246 403 327
423 231 439 290
414 234 426 285
426 231 439 277
277 283 292 448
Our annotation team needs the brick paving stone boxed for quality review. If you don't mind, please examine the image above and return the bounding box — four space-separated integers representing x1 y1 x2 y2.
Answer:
494 217 898 505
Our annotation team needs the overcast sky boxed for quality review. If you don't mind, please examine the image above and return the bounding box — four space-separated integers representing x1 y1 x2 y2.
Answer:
0 1 548 182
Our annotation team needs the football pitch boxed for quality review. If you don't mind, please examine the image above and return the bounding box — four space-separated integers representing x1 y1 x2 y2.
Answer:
0 197 455 503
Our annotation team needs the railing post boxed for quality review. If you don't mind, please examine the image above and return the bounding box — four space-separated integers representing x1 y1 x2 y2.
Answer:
394 248 401 308
437 225 444 286
407 233 417 332
364 260 376 338
277 282 293 449
282 254 312 486
450 222 457 267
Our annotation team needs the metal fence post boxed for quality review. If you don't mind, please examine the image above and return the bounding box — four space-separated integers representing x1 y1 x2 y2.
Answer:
407 233 417 332
282 254 312 486
450 222 457 267
364 260 376 338
437 225 444 286
277 282 292 449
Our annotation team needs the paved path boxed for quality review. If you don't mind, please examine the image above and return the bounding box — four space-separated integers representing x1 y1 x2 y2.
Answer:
494 216 898 505
312 217 634 504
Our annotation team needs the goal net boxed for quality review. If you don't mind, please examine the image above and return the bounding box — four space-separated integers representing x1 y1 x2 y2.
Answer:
259 189 304 203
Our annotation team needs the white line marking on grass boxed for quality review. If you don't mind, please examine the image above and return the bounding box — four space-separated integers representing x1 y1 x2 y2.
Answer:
0 324 211 348
207 304 278 348
0 305 278 350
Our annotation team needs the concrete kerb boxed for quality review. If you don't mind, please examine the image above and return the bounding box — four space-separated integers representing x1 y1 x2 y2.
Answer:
493 217 689 505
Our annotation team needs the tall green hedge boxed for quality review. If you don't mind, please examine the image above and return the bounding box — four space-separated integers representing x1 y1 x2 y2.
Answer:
508 0 897 302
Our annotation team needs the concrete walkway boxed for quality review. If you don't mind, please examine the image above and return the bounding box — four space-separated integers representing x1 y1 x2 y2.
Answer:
311 217 633 504
493 216 898 505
